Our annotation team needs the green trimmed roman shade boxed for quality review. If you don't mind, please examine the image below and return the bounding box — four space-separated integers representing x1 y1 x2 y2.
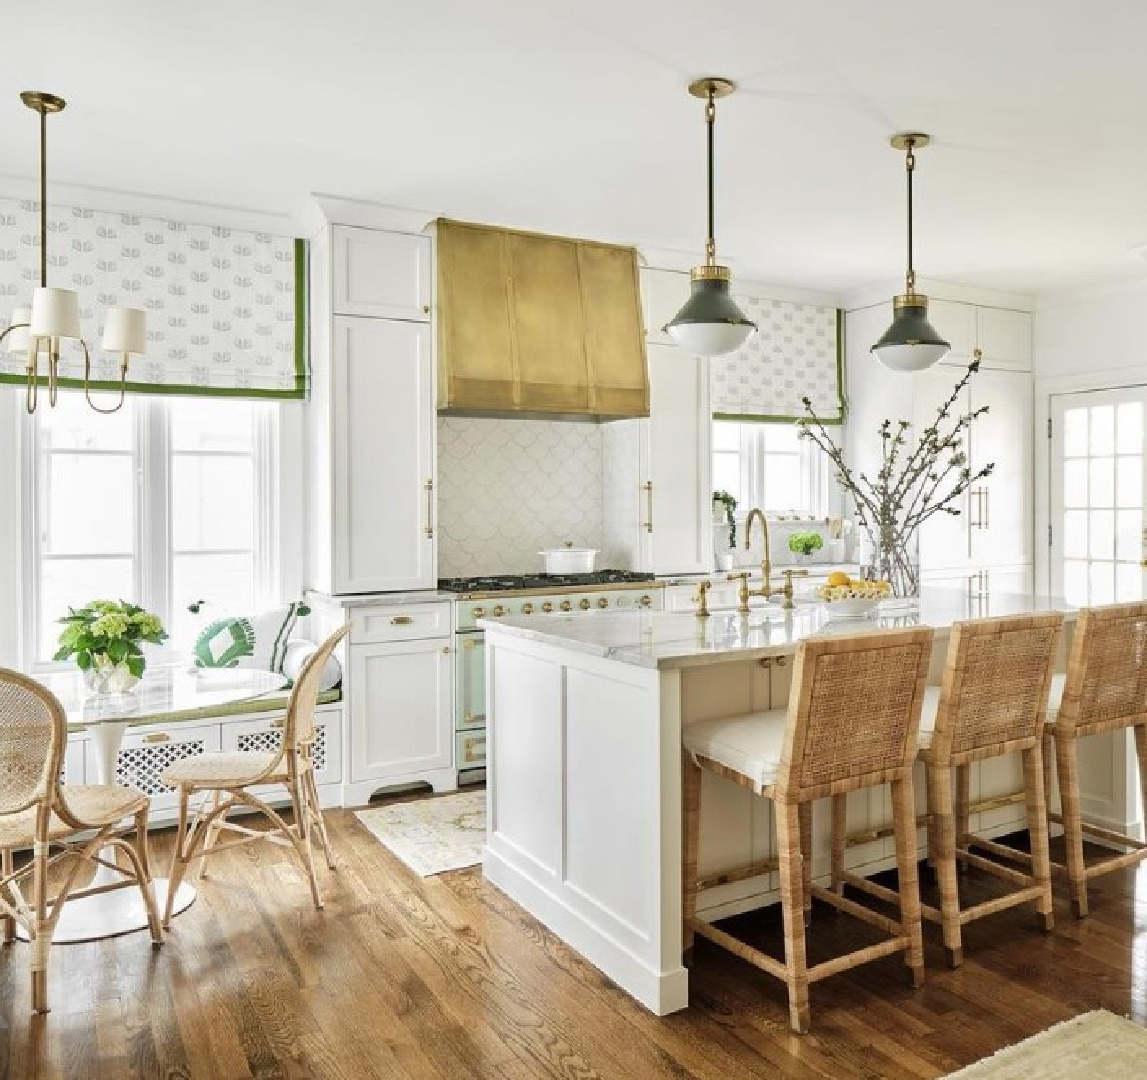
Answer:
711 297 843 424
0 197 307 399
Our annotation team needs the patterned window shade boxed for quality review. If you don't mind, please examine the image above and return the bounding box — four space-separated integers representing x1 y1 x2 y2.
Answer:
0 198 307 399
710 296 843 424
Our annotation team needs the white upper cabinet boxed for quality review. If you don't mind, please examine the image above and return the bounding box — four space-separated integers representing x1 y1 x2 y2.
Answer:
639 268 689 346
975 307 1032 371
332 225 432 321
330 316 436 593
928 299 977 361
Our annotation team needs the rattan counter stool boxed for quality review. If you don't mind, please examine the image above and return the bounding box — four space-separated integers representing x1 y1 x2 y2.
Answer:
913 613 1063 968
1043 601 1147 918
681 626 934 1034
159 625 348 926
0 669 162 1013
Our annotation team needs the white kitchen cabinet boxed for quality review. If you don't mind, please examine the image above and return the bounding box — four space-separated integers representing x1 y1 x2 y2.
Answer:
347 634 455 798
331 225 431 321
604 344 712 574
928 299 977 361
639 267 690 346
314 316 436 594
975 307 1032 371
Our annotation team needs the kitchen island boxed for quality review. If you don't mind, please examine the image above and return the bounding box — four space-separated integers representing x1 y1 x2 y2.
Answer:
478 589 1132 1016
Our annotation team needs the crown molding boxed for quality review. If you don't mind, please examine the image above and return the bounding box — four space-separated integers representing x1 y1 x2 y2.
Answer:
841 276 1035 313
298 194 439 237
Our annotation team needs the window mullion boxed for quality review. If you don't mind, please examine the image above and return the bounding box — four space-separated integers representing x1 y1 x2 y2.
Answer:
138 398 172 645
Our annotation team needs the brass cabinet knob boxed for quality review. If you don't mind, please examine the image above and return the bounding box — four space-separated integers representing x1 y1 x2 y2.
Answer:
579 599 591 610
560 600 572 612
639 594 653 608
521 602 534 615
472 606 485 619
597 597 609 609
542 601 554 613
493 605 506 617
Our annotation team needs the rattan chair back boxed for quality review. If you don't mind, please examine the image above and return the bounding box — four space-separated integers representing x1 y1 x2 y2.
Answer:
282 625 349 756
1057 601 1147 738
928 613 1064 765
778 626 933 801
0 669 66 816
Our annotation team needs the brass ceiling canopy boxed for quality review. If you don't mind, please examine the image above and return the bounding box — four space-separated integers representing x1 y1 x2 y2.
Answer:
687 77 736 100
890 132 929 151
20 91 66 115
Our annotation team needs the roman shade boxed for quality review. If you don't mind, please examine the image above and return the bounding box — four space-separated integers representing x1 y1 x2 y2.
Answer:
0 197 307 399
711 297 843 423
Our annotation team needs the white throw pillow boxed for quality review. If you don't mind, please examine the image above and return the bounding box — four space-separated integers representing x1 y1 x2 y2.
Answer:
191 601 308 673
281 638 343 691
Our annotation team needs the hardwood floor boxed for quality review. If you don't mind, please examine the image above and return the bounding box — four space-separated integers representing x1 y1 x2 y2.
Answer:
2 797 1146 1080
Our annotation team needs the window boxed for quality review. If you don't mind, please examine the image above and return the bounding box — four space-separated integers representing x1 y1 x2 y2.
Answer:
28 394 281 665
713 420 833 517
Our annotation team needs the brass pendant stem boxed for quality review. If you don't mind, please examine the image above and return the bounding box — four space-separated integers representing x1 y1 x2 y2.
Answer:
705 86 716 267
39 106 47 288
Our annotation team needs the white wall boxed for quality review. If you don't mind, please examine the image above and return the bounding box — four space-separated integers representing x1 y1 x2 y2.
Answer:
436 417 610 577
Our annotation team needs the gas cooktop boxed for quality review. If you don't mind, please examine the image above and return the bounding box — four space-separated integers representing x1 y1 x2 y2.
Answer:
439 570 656 595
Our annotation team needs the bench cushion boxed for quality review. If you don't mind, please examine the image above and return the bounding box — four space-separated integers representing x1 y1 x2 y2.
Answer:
684 710 788 791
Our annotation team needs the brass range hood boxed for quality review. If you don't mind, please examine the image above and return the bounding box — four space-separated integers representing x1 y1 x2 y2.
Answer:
435 219 649 419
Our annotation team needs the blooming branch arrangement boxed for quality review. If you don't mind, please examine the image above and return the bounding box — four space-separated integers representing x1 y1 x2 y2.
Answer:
54 599 167 680
796 358 994 596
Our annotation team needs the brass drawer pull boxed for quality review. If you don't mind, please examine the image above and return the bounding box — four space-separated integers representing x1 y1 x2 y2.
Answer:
391 615 413 626
143 732 171 744
270 716 286 730
424 479 435 539
642 480 654 534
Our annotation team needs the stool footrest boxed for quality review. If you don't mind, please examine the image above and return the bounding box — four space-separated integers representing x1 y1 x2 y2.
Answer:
811 882 904 938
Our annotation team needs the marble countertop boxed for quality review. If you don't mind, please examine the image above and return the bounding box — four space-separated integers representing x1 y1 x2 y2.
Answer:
480 588 1077 670
659 564 859 587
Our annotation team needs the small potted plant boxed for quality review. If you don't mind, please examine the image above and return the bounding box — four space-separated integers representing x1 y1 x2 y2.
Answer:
712 490 738 547
54 600 168 694
787 531 824 564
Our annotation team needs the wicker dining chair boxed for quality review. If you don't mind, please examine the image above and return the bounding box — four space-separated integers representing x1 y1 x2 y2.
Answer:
682 626 934 1034
160 624 349 926
1044 601 1147 918
915 613 1063 967
0 669 162 1013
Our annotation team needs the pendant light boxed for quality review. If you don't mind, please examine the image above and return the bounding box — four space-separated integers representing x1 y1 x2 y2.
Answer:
0 91 146 414
871 133 949 373
665 77 756 358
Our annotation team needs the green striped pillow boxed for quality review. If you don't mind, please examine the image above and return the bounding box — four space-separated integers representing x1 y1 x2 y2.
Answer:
192 601 309 674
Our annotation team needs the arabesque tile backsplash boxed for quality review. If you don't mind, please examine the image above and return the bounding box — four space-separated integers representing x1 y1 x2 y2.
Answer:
436 418 610 576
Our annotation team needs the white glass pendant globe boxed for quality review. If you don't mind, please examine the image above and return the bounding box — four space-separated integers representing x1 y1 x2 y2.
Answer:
667 320 755 357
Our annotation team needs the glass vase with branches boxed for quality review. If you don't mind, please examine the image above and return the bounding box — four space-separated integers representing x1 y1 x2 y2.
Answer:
796 358 994 598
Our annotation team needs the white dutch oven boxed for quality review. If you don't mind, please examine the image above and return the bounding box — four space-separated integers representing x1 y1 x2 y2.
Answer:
539 544 598 575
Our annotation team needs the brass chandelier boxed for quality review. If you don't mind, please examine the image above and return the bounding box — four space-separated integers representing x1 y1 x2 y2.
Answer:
2 91 146 414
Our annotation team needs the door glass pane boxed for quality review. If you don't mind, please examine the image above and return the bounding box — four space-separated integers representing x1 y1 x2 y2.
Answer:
1089 562 1115 604
1117 456 1142 508
1117 562 1143 601
1089 457 1115 506
1063 560 1089 605
1064 408 1088 457
39 557 135 660
1090 405 1115 455
1064 510 1089 558
1090 509 1115 559
1117 403 1143 455
1117 510 1143 562
1064 459 1088 508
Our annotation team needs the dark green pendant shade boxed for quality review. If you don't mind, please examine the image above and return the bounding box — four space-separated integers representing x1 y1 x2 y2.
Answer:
871 296 950 372
665 275 756 357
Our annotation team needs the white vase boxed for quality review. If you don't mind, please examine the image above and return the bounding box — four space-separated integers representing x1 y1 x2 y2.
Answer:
84 656 141 695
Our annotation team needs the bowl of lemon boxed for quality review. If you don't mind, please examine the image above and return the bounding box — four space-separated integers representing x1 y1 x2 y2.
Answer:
815 572 893 617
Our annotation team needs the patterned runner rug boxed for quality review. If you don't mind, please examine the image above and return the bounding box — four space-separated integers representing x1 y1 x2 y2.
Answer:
943 1010 1147 1078
354 790 486 876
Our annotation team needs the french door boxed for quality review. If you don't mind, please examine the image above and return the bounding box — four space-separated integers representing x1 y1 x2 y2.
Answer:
1049 387 1147 604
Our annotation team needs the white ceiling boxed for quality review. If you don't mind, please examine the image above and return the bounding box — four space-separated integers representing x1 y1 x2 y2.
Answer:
8 0 1147 297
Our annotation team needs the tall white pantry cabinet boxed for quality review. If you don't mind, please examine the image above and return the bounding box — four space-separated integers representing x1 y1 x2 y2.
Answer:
306 221 456 800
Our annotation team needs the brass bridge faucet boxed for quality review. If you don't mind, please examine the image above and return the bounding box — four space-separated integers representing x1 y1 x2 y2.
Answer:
727 507 808 611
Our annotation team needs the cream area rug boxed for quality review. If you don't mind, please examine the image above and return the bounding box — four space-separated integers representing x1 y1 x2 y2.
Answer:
943 1011 1147 1078
354 790 486 876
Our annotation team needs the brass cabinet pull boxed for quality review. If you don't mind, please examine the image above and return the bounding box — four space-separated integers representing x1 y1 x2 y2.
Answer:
642 481 654 533
982 488 989 530
270 715 286 730
424 479 435 539
472 607 485 619
143 732 171 744
391 615 413 626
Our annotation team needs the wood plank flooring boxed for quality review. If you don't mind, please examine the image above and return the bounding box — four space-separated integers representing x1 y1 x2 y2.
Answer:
2 797 1146 1079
